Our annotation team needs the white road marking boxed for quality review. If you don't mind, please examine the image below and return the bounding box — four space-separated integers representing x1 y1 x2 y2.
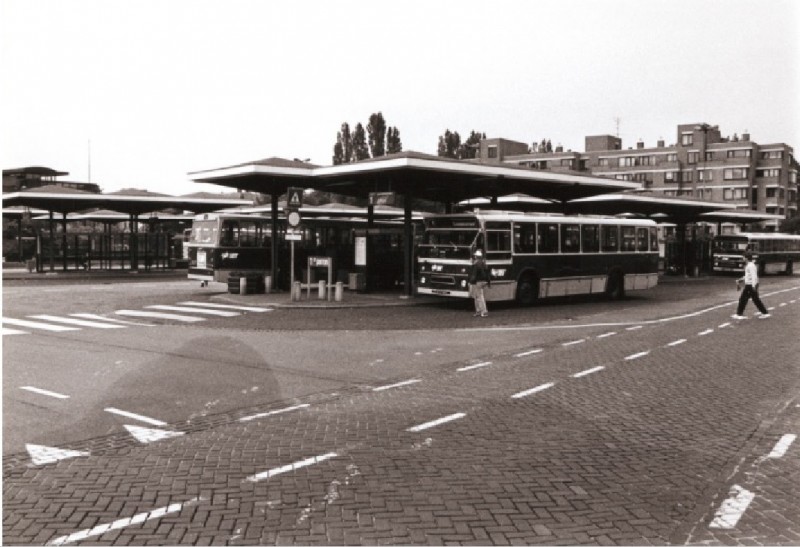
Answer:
244 452 338 483
407 412 466 432
626 325 643 331
26 444 89 466
767 434 797 459
562 339 586 347
709 484 755 529
779 302 787 307
514 348 543 357
146 305 240 317
512 382 555 399
768 306 776 311
124 425 184 444
572 366 604 378
624 351 650 360
105 407 167 426
239 403 310 422
372 379 421 391
115 310 205 322
20 386 69 399
666 339 687 347
2 327 28 335
698 329 714 336
597 331 617 338
29 314 126 329
46 497 202 546
2 317 78 331
178 301 272 312
718 322 731 329
457 361 492 372
70 313 155 326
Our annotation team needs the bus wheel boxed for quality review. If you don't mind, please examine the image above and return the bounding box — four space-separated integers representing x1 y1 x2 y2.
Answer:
606 271 625 300
516 276 539 306
787 261 794 275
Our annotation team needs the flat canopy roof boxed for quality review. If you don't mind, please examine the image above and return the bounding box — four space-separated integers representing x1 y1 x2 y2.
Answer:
565 192 739 222
2 189 253 215
189 152 639 203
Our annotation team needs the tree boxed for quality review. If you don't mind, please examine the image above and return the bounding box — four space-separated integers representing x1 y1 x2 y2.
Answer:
367 112 387 158
386 127 402 154
341 123 353 163
458 130 485 159
332 132 345 165
437 129 461 158
352 123 370 161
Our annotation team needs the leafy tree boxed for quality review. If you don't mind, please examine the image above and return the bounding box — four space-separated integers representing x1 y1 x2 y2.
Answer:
458 130 485 159
437 129 461 158
341 123 353 163
367 112 387 158
386 127 402 154
352 123 370 161
332 133 345 165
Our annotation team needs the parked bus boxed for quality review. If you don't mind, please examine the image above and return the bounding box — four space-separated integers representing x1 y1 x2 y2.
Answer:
416 212 659 304
712 232 800 275
186 212 416 289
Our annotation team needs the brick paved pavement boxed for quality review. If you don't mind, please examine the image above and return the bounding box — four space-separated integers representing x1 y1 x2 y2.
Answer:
3 283 799 545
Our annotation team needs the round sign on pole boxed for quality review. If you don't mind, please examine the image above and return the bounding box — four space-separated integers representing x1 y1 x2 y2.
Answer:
287 211 301 227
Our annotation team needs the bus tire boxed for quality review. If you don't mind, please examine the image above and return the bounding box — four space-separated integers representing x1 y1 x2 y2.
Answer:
606 270 625 300
787 261 793 275
516 275 539 306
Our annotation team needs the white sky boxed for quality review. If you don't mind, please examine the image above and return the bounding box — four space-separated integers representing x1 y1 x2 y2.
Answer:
2 0 798 196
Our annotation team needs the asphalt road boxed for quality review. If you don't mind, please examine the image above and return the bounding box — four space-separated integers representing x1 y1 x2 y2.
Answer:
3 274 799 545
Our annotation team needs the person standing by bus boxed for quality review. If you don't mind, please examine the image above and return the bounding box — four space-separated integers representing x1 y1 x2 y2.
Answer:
733 251 770 319
469 249 491 317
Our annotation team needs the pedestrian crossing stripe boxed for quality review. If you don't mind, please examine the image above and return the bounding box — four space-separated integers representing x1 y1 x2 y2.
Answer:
145 305 240 317
28 314 126 329
114 310 206 322
2 327 29 335
70 313 155 326
2 317 79 331
177 301 272 312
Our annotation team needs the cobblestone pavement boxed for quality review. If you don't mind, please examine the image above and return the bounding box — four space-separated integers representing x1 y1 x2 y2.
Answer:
3 281 800 545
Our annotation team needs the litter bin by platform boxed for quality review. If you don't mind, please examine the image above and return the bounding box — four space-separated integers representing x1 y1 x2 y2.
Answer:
227 272 266 294
348 272 366 292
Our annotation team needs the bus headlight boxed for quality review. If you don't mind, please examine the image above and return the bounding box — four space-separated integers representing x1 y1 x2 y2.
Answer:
460 279 467 288
420 276 426 285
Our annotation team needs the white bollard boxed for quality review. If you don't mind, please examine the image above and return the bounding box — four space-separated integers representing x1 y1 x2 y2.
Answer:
292 281 302 301
240 276 248 295
318 280 326 300
335 281 343 302
264 275 272 294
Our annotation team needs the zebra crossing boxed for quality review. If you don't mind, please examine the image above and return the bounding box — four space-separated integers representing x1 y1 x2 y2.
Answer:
2 301 273 336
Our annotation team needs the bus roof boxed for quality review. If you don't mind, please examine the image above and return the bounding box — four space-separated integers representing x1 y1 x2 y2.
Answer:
715 232 800 240
427 212 658 226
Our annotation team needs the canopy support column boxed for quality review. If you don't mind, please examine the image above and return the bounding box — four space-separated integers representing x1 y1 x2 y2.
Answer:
403 195 413 298
48 211 55 272
62 212 68 271
271 193 280 290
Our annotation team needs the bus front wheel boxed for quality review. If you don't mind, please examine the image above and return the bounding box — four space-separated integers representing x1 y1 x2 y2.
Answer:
606 271 625 300
516 276 539 306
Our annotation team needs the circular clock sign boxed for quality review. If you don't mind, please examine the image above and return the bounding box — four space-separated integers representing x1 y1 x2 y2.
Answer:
287 211 301 227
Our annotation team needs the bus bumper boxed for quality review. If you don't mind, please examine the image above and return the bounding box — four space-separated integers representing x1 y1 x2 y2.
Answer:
417 287 470 298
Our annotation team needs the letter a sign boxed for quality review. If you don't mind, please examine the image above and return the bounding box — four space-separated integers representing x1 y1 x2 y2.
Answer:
286 187 304 211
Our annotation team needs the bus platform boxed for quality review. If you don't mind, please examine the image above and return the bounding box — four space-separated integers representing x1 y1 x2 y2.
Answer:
214 286 444 309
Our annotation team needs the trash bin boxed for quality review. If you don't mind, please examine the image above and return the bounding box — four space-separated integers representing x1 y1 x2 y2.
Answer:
228 272 265 294
348 272 366 292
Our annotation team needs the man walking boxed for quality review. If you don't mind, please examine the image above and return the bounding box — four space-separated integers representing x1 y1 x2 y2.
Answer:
468 249 491 317
732 251 770 319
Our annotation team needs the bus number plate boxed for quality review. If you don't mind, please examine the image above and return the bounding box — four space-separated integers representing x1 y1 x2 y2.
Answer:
197 250 207 269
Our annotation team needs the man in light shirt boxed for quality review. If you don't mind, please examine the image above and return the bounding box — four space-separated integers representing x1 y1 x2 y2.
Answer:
732 251 770 319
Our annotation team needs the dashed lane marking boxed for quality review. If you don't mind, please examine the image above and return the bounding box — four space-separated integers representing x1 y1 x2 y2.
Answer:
20 386 69 399
597 331 617 338
626 325 643 331
178 301 273 312
70 313 155 326
2 327 28 335
767 434 797 459
239 403 310 422
28 314 126 329
457 361 492 372
698 329 714 336
512 382 555 399
562 339 586 347
104 407 167 427
624 351 650 361
145 305 240 317
514 348 543 357
718 322 731 328
666 339 687 347
244 452 338 483
572 366 604 378
2 317 78 332
372 379 421 391
407 412 467 432
709 484 755 529
46 496 203 546
115 310 205 322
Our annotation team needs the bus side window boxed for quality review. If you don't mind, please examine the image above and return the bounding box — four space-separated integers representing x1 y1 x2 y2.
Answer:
221 221 239 246
621 226 636 251
601 225 618 252
636 227 649 251
538 223 559 253
561 224 580 253
582 225 599 253
513 224 536 254
649 227 659 252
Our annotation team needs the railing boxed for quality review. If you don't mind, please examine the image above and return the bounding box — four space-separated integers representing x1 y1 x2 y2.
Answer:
34 233 178 272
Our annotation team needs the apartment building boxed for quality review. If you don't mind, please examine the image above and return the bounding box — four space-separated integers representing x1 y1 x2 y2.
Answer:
477 123 799 231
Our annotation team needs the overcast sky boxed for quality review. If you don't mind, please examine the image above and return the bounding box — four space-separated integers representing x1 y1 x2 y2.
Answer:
2 0 798 196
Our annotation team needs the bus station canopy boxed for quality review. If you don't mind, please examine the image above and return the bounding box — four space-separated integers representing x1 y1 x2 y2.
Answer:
189 152 639 203
564 192 739 223
2 186 253 215
31 209 195 222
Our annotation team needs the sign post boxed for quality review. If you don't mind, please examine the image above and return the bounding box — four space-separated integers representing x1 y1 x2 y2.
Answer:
285 187 304 299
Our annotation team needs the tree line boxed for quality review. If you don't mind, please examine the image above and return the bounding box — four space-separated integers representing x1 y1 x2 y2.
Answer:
333 112 402 165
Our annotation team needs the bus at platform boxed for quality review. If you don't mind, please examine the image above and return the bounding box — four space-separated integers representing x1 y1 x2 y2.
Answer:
416 212 659 304
712 232 800 275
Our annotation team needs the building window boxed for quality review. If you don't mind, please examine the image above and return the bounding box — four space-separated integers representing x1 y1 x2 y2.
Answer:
682 171 693 182
560 159 574 168
727 149 752 158
667 153 677 162
681 133 693 146
664 190 677 197
598 158 609 166
698 170 713 182
756 168 780 178
723 168 748 180
766 188 777 198
705 151 714 161
760 150 784 160
790 171 798 183
688 152 699 164
487 146 498 159
723 188 748 200
665 171 678 183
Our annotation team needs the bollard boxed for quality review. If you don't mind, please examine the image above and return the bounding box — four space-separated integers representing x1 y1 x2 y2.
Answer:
318 280 326 300
264 275 272 294
240 276 248 295
335 281 343 302
292 281 302 301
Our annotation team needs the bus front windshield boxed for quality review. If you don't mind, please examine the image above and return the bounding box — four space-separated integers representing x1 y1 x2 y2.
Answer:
190 220 218 245
418 229 480 259
713 238 748 253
